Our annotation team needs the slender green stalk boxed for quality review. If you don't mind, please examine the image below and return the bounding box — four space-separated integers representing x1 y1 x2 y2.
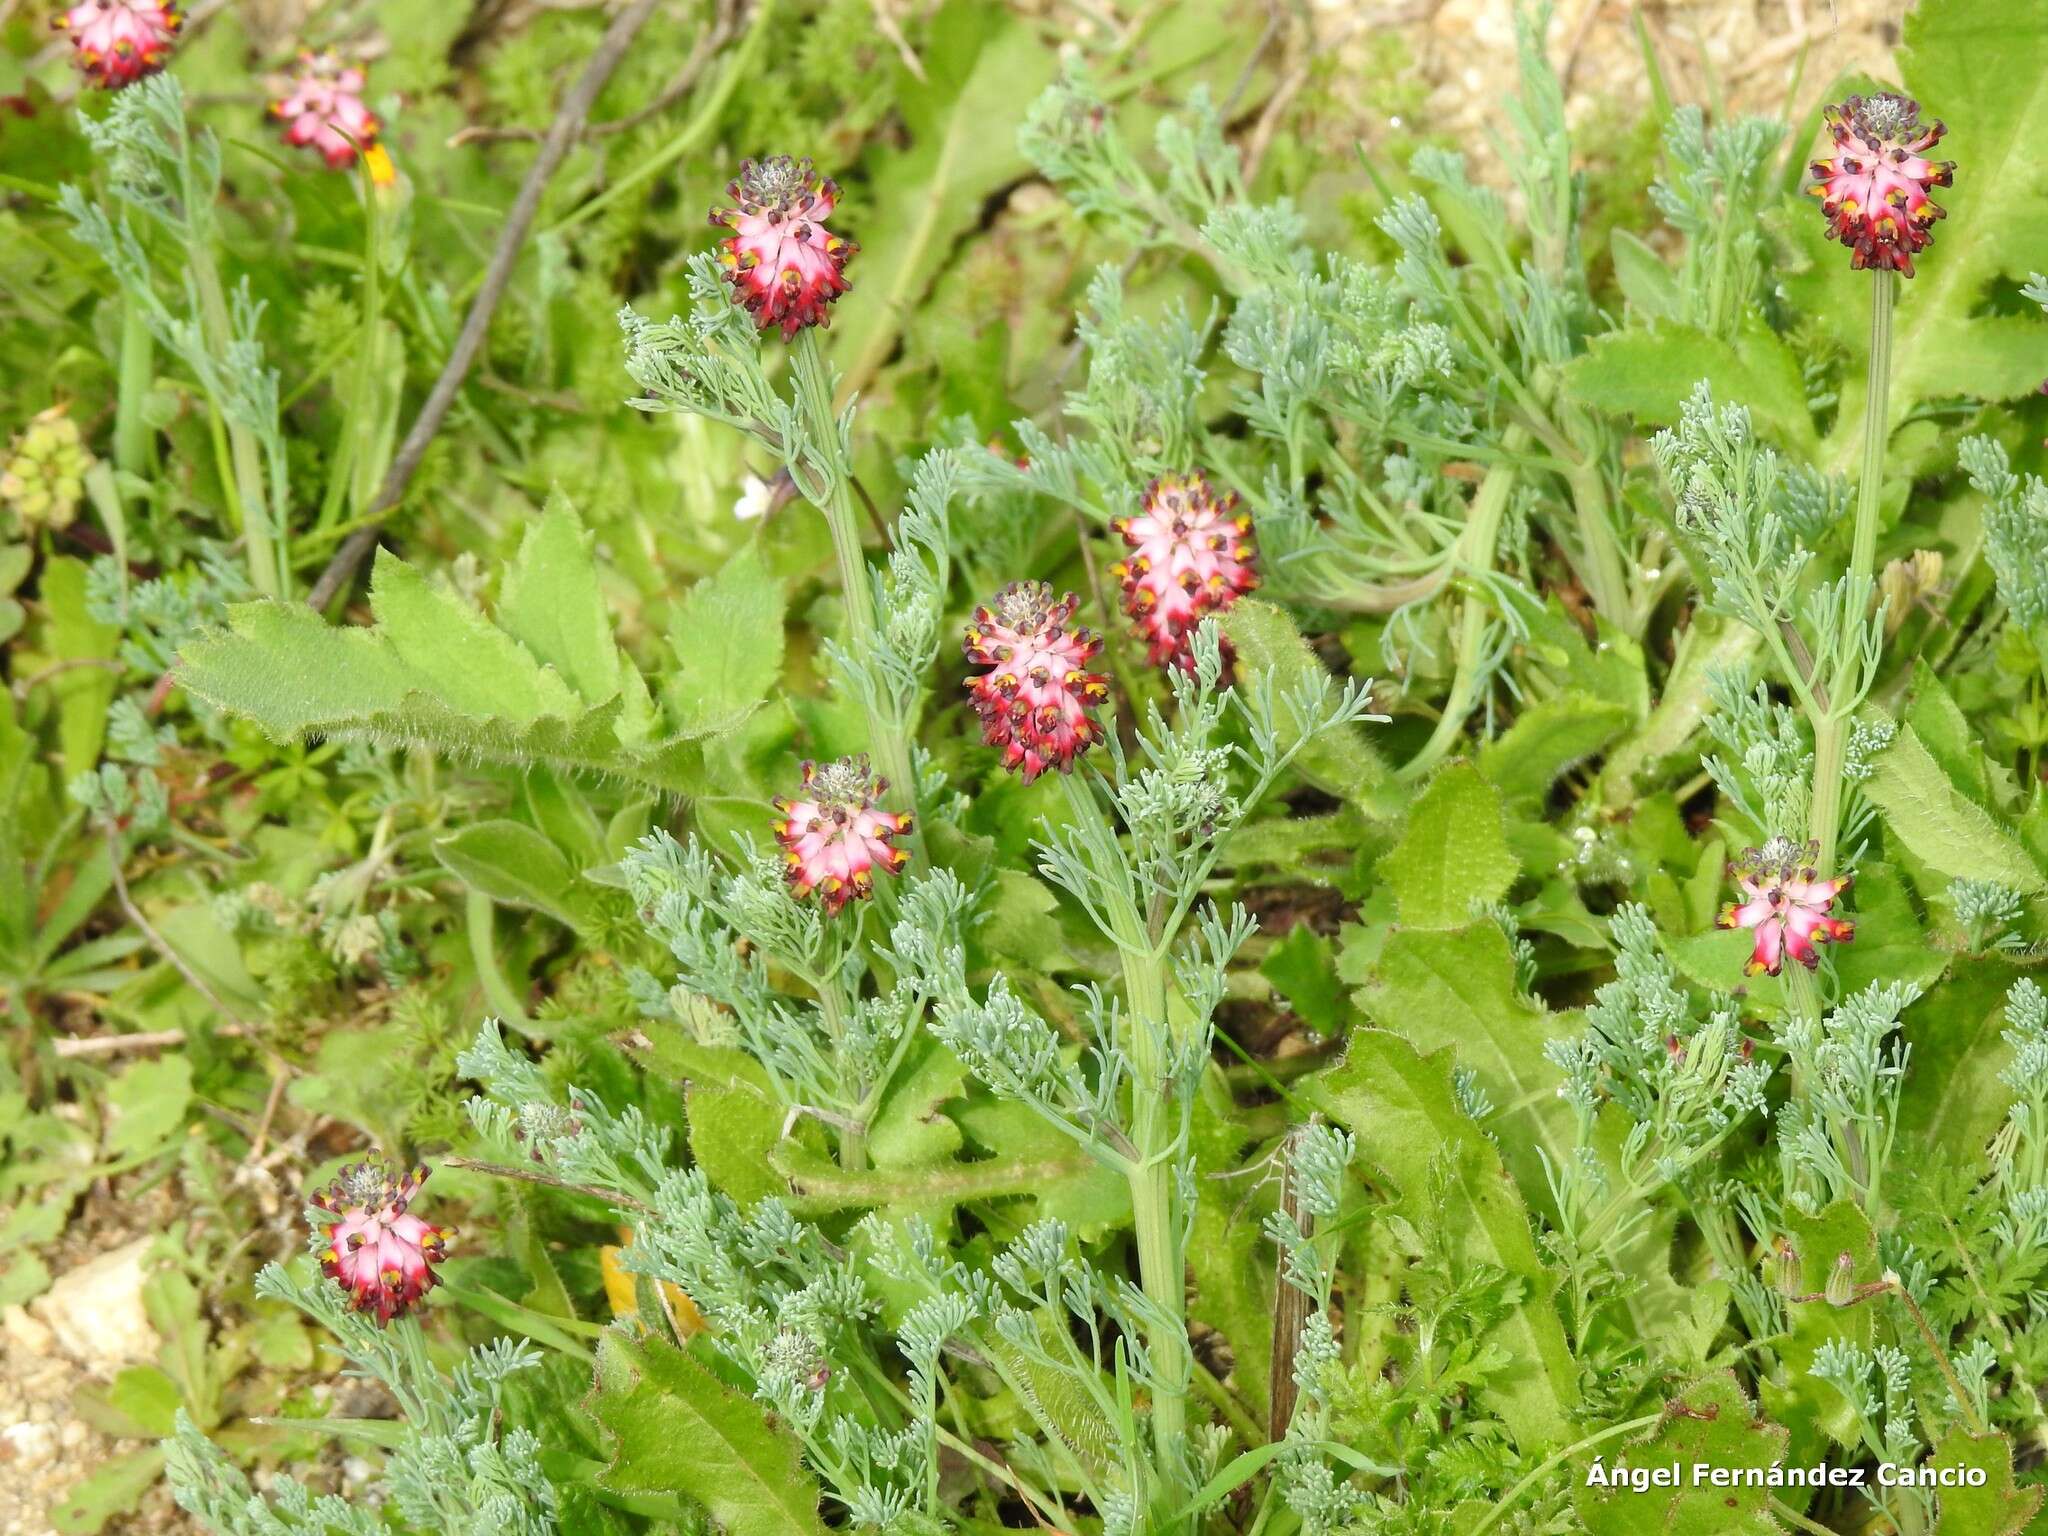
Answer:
790 329 922 847
814 977 867 1171
1810 271 1894 875
1565 443 1633 633
1465 1413 1663 1536
1059 772 1191 1501
114 294 155 479
1850 272 1895 593
179 139 283 600
1399 436 1525 781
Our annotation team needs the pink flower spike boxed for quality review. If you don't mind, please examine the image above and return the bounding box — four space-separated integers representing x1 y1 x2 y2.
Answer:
710 156 858 339
1717 838 1855 977
310 1161 452 1324
54 1 181 90
1808 93 1954 278
964 582 1112 784
272 50 393 183
774 756 911 915
1111 472 1259 673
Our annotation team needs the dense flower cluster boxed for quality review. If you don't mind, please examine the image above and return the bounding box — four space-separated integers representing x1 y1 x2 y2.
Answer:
54 1 179 89
273 51 394 184
1717 838 1854 976
1 405 92 535
963 582 1111 783
1808 93 1954 276
310 1162 452 1324
710 156 857 338
773 756 911 914
1111 471 1258 670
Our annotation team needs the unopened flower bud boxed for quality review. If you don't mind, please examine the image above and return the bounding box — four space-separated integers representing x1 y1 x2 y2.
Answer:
1825 1251 1856 1307
1770 1238 1801 1298
1879 550 1943 636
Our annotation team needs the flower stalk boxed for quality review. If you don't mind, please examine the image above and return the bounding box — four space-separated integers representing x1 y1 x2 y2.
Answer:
1059 768 1192 1486
1810 269 1895 877
790 329 921 847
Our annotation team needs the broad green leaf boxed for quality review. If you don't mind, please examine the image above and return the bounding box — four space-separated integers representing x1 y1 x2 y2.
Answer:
865 1034 966 1173
1576 1373 1788 1535
51 1447 165 1536
829 0 1058 396
589 1332 830 1536
1863 726 2046 893
685 1078 789 1207
498 496 624 708
950 1099 1131 1231
768 1135 1110 1220
1609 227 1682 321
1929 1429 2043 1535
75 1364 184 1438
1380 764 1518 929
1902 659 1993 805
1566 317 1817 453
1258 922 1348 1035
178 532 714 795
1185 1082 1275 1428
1479 692 1632 810
41 556 119 778
1222 598 1389 803
372 551 582 721
1764 1200 1880 1457
433 820 583 928
1350 924 1572 1201
664 545 786 735
1517 598 1650 722
1314 1030 1580 1449
1898 961 2027 1166
106 1054 191 1159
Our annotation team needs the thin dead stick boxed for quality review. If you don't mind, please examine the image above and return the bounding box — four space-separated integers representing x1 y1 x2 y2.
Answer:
53 1025 250 1059
448 0 736 146
106 829 251 1030
304 0 667 613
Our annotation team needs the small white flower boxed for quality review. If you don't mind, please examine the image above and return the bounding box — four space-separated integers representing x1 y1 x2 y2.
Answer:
734 473 775 522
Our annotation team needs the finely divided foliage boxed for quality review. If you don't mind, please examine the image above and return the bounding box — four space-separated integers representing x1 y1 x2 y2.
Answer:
8 0 2048 1533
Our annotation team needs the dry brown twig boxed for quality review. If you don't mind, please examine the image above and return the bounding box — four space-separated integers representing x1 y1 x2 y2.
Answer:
304 0 669 612
447 0 737 146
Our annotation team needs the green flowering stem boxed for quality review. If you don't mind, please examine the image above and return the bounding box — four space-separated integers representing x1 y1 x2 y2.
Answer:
1464 1412 1663 1536
1811 271 1895 875
813 973 868 1171
1850 271 1896 591
790 328 923 855
1561 412 1635 634
115 294 155 479
1058 769 1191 1496
1399 434 1525 782
180 166 284 601
1782 958 1824 1033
